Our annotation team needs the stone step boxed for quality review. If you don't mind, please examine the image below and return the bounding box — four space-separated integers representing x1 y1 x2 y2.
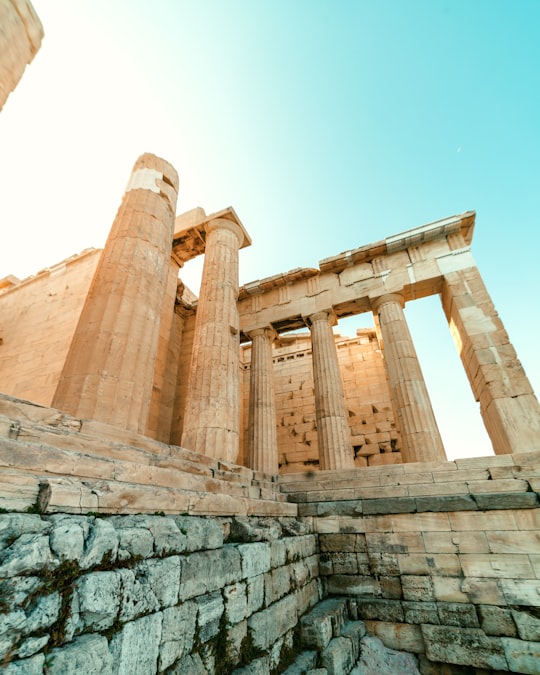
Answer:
281 650 318 674
320 621 367 675
300 597 349 650
0 468 40 511
0 393 281 496
0 436 276 501
280 473 536 505
279 451 540 490
0 468 297 517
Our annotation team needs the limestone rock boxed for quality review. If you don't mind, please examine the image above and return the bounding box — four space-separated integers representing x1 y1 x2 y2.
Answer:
14 634 49 659
0 533 56 578
136 556 181 608
0 514 50 548
115 526 154 561
229 516 282 542
168 652 207 674
109 613 162 675
353 635 420 674
320 635 354 675
47 634 113 675
2 654 45 675
159 602 197 671
237 542 271 578
174 515 223 550
49 515 88 561
224 581 248 624
195 591 224 642
79 518 119 569
179 547 241 600
24 591 62 634
73 571 120 633
117 568 160 622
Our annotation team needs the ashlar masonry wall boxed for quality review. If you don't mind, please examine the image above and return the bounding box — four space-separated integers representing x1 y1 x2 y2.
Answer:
283 450 540 673
0 250 100 407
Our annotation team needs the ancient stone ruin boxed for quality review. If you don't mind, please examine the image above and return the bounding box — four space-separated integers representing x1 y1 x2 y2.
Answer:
1 2 540 673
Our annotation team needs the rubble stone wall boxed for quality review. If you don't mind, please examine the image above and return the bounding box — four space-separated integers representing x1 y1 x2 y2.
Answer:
0 514 321 674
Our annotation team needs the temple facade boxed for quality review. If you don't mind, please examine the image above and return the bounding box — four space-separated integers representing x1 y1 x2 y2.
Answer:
1 153 539 475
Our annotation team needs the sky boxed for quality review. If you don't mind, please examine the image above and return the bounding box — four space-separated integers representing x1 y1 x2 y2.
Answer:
1 0 539 459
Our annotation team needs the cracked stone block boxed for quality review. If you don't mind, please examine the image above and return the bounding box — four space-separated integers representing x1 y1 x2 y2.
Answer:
47 634 113 675
109 613 162 675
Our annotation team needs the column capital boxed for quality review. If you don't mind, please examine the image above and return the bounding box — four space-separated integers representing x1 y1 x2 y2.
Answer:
305 309 337 327
371 293 405 314
246 326 278 342
206 217 245 248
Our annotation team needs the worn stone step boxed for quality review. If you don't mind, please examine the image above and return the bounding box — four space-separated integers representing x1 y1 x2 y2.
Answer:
0 437 265 501
300 597 349 650
281 650 318 674
320 621 367 675
1 469 297 517
0 468 40 511
284 479 536 507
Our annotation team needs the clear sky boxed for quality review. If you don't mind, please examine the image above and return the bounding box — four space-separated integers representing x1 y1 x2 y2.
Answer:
1 1 539 459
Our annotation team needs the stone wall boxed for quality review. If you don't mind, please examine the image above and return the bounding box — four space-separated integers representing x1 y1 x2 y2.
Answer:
1 449 540 673
0 250 100 406
284 451 540 673
0 514 320 674
0 0 43 111
240 329 401 473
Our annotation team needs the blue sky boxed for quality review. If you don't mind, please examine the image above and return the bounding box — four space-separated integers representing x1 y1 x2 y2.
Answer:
1 1 539 458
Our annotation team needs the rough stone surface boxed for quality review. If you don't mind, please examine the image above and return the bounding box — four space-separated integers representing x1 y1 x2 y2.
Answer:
353 635 420 674
109 613 162 675
47 635 113 675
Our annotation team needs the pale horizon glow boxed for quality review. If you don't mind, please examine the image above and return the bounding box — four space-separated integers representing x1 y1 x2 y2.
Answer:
1 0 539 460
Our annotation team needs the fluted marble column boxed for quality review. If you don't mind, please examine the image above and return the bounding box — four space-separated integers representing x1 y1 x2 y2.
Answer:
53 153 179 433
372 293 445 462
181 218 244 461
307 310 354 470
247 327 278 475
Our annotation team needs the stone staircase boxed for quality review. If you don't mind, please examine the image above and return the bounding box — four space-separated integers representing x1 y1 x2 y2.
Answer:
0 393 296 517
273 597 419 675
279 454 540 517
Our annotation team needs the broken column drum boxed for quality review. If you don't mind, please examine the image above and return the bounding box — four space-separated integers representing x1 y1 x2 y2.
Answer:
52 153 179 433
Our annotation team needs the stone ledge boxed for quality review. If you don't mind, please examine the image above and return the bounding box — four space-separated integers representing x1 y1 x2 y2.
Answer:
297 492 539 517
0 393 286 517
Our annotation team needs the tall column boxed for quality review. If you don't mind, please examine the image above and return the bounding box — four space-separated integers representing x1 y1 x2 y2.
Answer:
145 261 181 440
53 153 179 433
307 310 354 471
247 327 278 475
181 218 245 462
442 266 540 454
372 293 446 462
